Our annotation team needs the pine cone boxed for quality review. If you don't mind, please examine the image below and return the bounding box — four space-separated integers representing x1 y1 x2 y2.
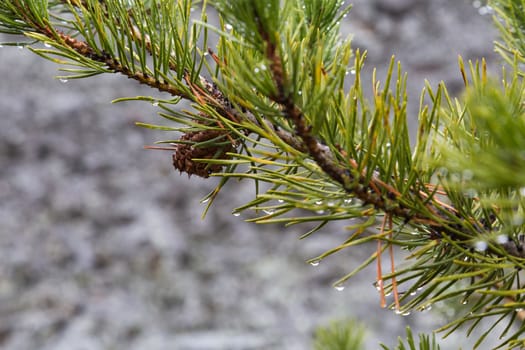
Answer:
172 129 236 178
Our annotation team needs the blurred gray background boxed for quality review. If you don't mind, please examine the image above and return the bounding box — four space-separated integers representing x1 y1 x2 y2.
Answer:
0 1 501 349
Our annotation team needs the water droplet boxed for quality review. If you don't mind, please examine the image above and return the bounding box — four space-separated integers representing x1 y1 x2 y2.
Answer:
334 284 345 291
225 23 233 31
152 101 159 106
309 260 320 267
496 234 509 244
254 67 260 73
232 211 241 217
44 42 52 48
374 280 383 291
201 198 210 203
327 201 336 207
515 308 524 312
350 69 356 75
277 199 284 203
59 78 68 83
461 299 469 305
410 291 417 296
316 209 325 214
478 5 493 15
0 44 3 48
344 198 353 205
394 309 410 316
315 200 323 205
260 64 267 71
298 90 302 95
420 304 432 312
17 45 24 50
263 209 275 215
473 240 488 252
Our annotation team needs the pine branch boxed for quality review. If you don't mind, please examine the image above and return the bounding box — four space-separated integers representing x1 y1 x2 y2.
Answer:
250 0 525 266
3 0 525 348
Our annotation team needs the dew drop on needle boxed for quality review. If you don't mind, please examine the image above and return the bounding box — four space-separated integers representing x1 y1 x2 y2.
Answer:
309 260 320 267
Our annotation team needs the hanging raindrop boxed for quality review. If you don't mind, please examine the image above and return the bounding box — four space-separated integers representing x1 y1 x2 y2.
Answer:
473 240 488 252
309 260 320 267
478 5 493 15
373 280 383 291
334 283 345 291
422 304 432 312
496 234 509 244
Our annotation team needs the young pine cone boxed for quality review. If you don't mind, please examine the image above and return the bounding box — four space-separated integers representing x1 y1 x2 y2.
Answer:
172 129 237 178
